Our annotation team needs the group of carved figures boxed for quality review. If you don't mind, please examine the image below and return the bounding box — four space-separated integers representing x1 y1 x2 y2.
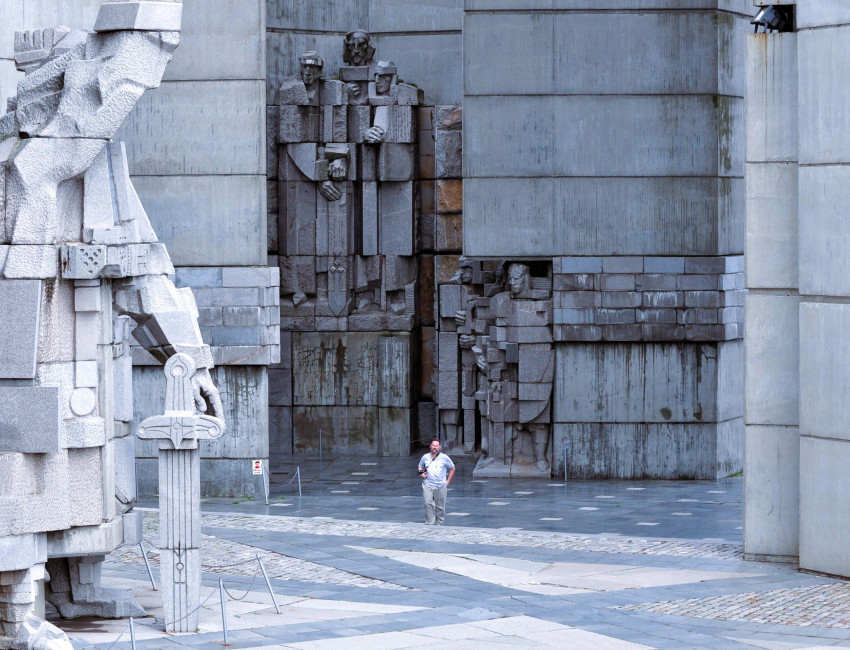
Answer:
278 31 420 321
438 259 554 477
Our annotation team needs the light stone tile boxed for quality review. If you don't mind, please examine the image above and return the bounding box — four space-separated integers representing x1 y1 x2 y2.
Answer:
525 628 653 649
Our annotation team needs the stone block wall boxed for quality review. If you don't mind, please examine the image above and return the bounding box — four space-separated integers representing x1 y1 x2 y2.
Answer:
459 0 751 478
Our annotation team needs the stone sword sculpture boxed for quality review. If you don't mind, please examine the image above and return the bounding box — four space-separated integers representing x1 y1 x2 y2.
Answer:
137 353 225 632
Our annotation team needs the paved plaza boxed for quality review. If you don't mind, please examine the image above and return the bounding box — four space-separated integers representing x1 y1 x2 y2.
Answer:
57 457 850 649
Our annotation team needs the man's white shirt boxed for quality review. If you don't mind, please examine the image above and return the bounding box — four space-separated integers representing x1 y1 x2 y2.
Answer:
419 452 454 487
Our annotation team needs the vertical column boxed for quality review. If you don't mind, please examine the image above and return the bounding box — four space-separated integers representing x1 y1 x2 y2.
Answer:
743 30 799 560
158 447 201 633
796 3 850 578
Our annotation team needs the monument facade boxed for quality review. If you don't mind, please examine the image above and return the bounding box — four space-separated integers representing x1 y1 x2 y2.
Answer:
0 1 226 645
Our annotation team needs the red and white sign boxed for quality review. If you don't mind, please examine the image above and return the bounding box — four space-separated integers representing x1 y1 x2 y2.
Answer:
252 459 263 475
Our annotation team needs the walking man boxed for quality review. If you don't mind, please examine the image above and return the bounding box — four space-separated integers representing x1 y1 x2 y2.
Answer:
418 439 456 525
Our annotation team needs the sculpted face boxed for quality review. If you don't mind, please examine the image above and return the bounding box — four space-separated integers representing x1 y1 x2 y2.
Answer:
508 263 530 297
375 74 392 95
460 266 473 284
346 35 371 65
300 63 322 87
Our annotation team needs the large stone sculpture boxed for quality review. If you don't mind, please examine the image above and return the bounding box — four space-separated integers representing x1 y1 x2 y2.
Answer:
0 1 223 646
278 39 420 323
471 263 554 477
275 33 422 455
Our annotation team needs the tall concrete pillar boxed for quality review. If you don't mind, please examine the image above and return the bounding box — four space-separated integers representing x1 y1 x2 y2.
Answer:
796 2 850 578
743 30 799 561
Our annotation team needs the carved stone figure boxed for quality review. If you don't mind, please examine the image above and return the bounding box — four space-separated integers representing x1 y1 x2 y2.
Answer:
472 263 554 477
278 40 419 328
0 2 224 646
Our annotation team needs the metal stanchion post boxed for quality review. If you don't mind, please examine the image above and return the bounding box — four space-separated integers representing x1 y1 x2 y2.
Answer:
129 616 136 650
319 429 323 465
256 554 281 614
139 541 157 591
563 446 569 483
262 461 270 506
296 466 302 498
219 579 229 646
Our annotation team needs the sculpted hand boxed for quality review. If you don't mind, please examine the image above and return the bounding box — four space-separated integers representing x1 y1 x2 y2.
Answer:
192 368 225 424
328 158 348 181
318 180 342 202
364 126 385 144
476 354 488 373
454 309 466 327
459 334 476 349
346 82 361 99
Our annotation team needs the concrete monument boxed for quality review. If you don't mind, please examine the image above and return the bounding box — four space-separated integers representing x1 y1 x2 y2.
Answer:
0 1 224 645
274 35 421 455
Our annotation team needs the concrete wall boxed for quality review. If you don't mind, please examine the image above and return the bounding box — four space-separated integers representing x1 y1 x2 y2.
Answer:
462 0 751 478
463 0 751 258
796 2 850 578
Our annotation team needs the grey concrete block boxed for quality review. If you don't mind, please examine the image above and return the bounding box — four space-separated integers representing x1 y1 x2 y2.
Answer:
464 177 744 257
798 27 850 165
465 10 742 96
554 342 721 424
797 3 850 29
378 143 416 181
800 302 850 441
0 387 60 453
269 406 292 455
291 332 381 406
0 279 41 378
744 424 800 557
267 0 363 32
746 294 800 425
746 166 799 289
799 165 850 297
165 0 264 80
0 535 46 573
799 436 850 577
293 406 380 455
133 175 266 266
464 94 743 178
368 0 462 32
369 33 462 105
435 129 462 179
117 80 265 176
174 267 222 289
558 257 602 274
746 33 797 163
379 182 414 256
644 257 685 273
554 419 742 480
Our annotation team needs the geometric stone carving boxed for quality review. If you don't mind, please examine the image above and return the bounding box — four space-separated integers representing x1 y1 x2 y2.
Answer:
138 353 225 632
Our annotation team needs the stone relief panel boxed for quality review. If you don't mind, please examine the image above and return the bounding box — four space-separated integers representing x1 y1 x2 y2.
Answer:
276 33 422 334
435 257 555 477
